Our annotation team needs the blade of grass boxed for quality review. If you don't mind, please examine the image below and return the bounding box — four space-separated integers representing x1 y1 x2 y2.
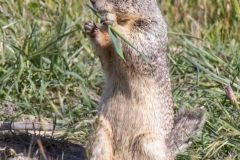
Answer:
185 56 240 90
108 26 125 61
108 26 148 62
86 4 102 19
231 0 240 17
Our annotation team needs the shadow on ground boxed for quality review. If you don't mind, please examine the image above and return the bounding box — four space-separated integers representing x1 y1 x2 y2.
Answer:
0 133 86 160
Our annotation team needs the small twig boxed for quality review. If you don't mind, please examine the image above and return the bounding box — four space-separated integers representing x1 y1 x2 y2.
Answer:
0 121 53 131
37 139 48 160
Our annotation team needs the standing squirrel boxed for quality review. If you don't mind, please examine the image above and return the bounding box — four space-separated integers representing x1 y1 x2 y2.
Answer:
84 0 206 159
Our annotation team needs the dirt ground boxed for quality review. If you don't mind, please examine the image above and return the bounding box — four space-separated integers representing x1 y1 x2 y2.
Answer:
0 133 86 160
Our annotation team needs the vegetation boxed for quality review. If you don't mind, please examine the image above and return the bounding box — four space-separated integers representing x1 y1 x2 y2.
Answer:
0 0 239 159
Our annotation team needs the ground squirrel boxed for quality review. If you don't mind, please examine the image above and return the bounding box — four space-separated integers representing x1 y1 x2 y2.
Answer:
84 0 206 159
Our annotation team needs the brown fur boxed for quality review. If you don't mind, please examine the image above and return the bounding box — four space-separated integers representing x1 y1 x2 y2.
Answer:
84 0 206 159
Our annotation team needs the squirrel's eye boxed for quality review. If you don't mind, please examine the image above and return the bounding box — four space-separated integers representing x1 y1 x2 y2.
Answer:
117 18 129 25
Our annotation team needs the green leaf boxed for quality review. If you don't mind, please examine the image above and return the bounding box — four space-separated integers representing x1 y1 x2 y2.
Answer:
108 26 125 61
109 26 148 62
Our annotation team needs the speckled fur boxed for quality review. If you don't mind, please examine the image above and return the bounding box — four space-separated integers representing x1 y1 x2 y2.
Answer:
84 0 206 159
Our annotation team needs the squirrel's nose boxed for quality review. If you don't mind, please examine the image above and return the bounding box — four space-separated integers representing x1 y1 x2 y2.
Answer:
90 0 96 5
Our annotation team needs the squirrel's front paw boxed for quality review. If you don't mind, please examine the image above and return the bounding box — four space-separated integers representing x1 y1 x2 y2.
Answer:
84 21 98 36
100 13 117 25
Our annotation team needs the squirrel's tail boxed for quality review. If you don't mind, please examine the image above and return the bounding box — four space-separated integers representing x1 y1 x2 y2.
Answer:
166 108 206 155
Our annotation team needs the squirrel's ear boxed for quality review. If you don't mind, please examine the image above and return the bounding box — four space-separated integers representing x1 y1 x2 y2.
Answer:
166 108 206 155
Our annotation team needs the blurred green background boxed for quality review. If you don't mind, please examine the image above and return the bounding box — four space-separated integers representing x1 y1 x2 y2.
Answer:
0 0 239 159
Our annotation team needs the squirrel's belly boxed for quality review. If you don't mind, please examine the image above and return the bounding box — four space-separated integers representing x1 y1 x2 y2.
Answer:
100 96 174 136
99 77 174 154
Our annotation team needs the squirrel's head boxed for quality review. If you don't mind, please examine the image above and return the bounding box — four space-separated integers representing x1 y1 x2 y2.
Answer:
90 0 160 18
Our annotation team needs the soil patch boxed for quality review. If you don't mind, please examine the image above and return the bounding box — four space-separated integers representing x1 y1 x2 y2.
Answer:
0 133 86 160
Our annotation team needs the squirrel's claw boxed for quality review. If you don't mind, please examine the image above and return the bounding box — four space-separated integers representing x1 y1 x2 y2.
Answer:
84 21 98 36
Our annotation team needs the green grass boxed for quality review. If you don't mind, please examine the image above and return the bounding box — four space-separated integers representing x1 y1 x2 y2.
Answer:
0 0 100 143
0 0 240 159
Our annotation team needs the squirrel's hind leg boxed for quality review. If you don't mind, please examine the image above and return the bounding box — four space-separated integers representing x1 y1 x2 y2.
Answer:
88 115 113 160
132 133 173 160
